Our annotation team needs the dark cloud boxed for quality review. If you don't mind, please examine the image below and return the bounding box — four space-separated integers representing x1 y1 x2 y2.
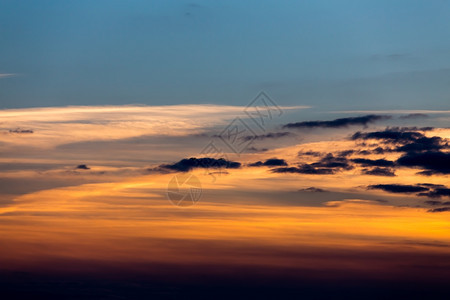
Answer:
352 127 447 153
356 150 372 155
351 158 395 167
396 136 446 152
240 131 293 142
424 200 442 206
417 170 436 176
397 151 450 175
352 126 433 138
418 188 450 199
160 157 241 172
374 199 389 203
272 165 335 175
368 183 450 199
274 153 352 175
298 187 327 193
362 167 396 177
353 147 393 156
310 154 353 170
416 183 446 188
368 184 429 194
300 149 367 158
245 147 268 153
336 150 355 157
76 164 90 170
298 150 323 157
399 113 429 119
428 207 450 213
399 126 434 131
372 147 388 154
9 128 34 134
249 158 288 167
283 115 390 129
351 128 424 143
208 171 229 176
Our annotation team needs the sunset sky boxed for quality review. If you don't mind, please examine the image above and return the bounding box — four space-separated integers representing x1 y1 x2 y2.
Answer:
1 1 450 299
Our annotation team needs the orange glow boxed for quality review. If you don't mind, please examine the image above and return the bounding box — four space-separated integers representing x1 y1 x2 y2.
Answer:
1 174 449 273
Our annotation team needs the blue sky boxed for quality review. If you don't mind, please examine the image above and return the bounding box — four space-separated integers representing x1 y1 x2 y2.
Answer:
1 0 450 109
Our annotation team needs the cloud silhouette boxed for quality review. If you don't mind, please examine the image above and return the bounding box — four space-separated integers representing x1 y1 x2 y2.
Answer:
298 187 328 193
399 113 429 119
9 128 34 134
272 165 335 175
76 164 90 170
418 188 450 198
428 207 450 213
351 158 395 167
273 153 353 175
245 147 268 153
396 136 447 152
249 158 288 167
283 115 390 129
240 132 294 142
368 184 428 194
336 150 356 157
309 153 353 170
368 183 450 199
362 167 396 177
352 128 424 143
397 151 450 175
161 157 241 172
424 200 442 206
352 127 448 153
298 150 323 157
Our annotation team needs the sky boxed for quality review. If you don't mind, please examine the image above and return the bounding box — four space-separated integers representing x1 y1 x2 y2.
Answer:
1 104 450 298
0 1 450 299
1 0 450 109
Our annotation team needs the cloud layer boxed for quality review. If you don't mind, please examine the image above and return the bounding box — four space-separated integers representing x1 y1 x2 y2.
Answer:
283 115 390 129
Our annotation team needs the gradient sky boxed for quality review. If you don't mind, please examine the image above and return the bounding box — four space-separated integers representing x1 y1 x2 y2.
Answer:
1 2 450 299
1 0 450 109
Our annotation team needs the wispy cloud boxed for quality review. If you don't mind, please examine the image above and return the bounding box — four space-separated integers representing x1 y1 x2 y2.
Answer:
0 73 17 79
0 104 306 148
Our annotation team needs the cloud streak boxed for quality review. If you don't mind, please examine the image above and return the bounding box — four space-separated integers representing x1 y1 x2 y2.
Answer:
160 157 241 172
240 131 294 142
368 183 450 199
0 73 17 79
249 158 288 167
361 167 396 177
283 115 390 129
